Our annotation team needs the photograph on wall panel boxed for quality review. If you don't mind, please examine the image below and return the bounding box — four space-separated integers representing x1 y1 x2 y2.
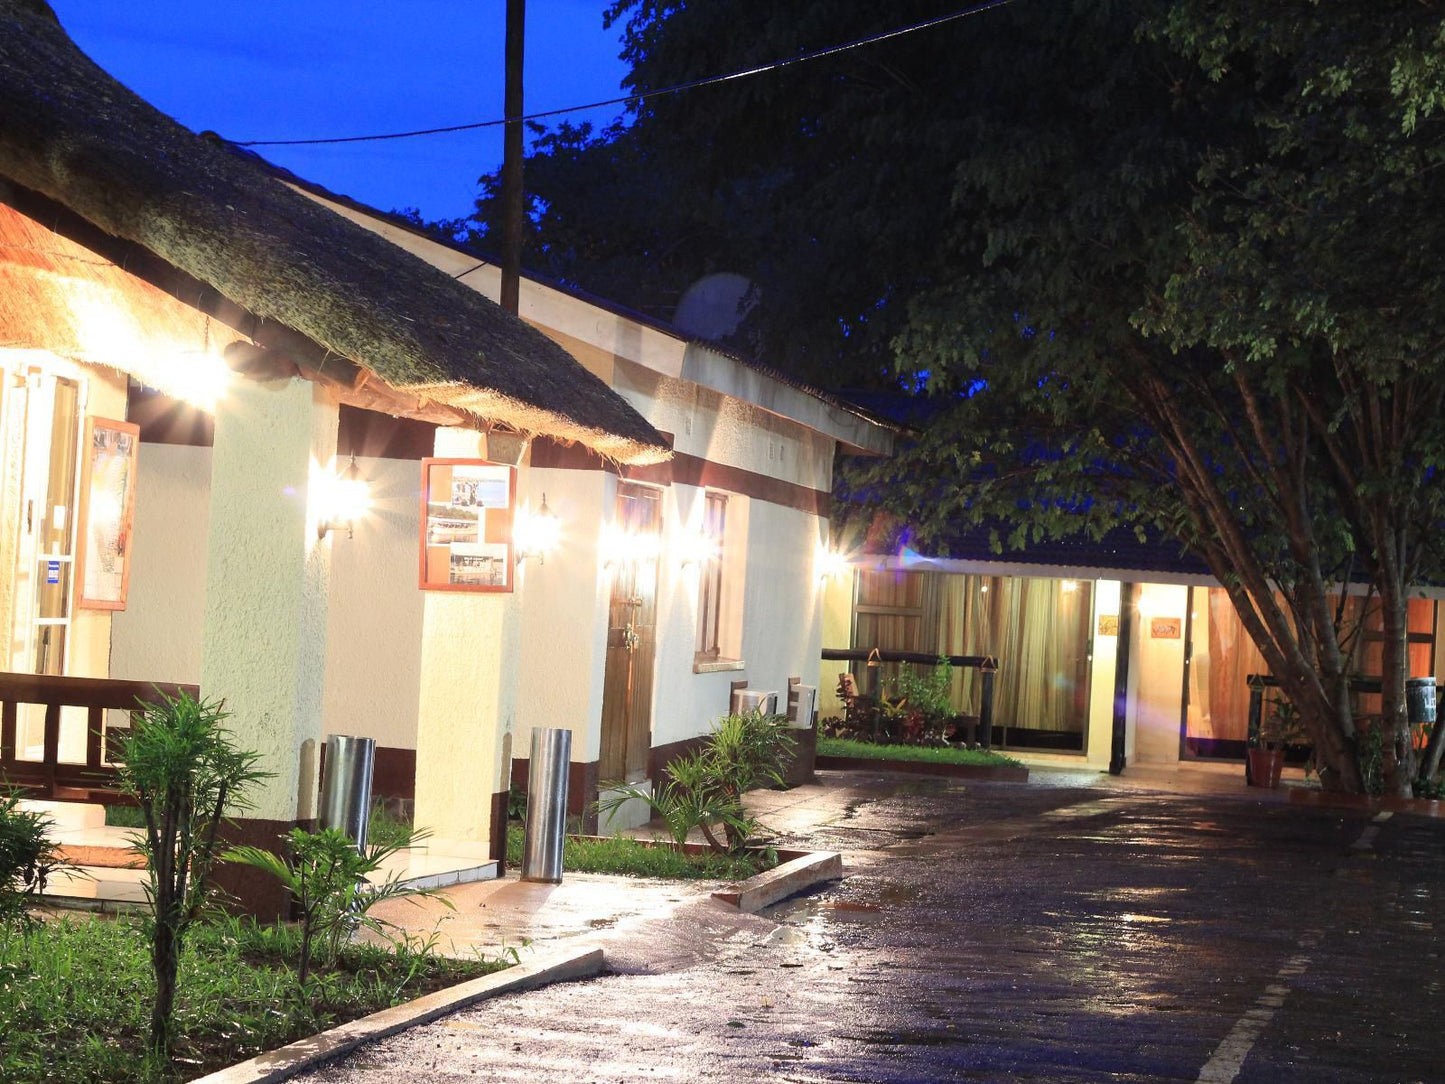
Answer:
418 458 515 592
75 416 140 610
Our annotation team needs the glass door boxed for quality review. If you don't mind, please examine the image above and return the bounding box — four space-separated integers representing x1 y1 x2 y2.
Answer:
1 364 82 676
0 365 83 762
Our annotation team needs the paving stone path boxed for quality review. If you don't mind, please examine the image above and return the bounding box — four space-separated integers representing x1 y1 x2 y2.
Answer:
302 774 1444 1083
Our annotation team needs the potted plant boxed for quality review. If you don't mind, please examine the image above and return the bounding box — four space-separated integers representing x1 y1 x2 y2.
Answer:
1248 698 1303 788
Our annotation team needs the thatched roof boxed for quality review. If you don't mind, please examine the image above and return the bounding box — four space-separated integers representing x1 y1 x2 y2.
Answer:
0 0 669 465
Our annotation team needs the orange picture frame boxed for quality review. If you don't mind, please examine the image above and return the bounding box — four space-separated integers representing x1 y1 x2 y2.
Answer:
418 458 516 593
75 416 140 611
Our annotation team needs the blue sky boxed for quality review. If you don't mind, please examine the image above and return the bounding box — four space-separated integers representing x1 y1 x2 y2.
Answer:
49 1 631 222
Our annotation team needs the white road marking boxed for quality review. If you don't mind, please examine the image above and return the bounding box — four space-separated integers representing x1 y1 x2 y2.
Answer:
1196 931 1321 1083
1351 825 1381 851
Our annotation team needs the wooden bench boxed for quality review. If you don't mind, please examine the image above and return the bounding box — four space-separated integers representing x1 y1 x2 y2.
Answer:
0 672 198 802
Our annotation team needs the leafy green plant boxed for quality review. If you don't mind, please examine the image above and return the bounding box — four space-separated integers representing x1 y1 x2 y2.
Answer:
0 792 67 927
599 711 794 854
1260 698 1307 751
829 661 957 746
226 825 451 988
507 783 528 822
115 689 269 1058
891 658 954 720
1358 723 1387 796
364 801 414 851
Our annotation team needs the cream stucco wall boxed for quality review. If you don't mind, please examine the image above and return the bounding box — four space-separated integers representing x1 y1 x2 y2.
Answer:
817 568 854 716
612 359 835 494
412 427 519 846
109 442 211 685
515 466 610 762
199 378 337 823
320 455 425 750
649 489 827 747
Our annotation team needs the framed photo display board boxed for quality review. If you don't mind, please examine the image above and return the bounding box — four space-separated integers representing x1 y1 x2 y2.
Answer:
75 416 140 610
419 458 516 592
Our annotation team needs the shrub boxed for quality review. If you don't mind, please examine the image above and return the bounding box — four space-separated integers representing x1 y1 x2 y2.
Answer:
598 711 795 854
116 689 269 1058
0 792 65 927
227 824 450 988
826 661 956 747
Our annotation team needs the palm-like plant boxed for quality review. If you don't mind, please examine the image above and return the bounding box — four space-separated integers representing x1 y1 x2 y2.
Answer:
599 711 795 854
115 690 269 1058
0 790 69 927
226 825 451 988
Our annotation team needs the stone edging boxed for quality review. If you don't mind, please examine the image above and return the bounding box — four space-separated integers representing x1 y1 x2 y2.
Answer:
816 754 1029 782
189 942 605 1084
711 849 843 913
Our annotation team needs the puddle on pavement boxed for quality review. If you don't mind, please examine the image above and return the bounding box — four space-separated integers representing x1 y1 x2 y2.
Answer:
764 886 916 928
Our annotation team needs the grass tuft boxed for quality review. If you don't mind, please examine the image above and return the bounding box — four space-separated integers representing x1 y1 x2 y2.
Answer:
818 736 1024 768
505 825 775 880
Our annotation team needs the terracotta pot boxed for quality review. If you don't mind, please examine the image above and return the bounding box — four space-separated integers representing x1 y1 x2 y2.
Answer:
1247 747 1284 789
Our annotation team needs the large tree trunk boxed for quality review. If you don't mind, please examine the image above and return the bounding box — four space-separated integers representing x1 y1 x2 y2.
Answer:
1377 576 1417 796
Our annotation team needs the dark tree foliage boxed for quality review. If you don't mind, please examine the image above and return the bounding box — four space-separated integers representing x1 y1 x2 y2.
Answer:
470 0 986 385
840 1 1445 795
463 0 1445 795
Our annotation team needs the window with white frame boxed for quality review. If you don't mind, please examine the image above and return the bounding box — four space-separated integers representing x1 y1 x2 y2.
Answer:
695 491 727 659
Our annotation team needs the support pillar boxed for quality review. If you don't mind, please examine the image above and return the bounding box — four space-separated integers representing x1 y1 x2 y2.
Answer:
200 376 338 917
413 428 521 868
1110 582 1135 775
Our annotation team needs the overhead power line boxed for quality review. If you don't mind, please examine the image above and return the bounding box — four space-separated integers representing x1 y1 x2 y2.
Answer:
234 0 1016 148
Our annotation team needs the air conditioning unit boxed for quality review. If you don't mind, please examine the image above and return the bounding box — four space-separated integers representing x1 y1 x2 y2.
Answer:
787 684 818 729
731 688 778 715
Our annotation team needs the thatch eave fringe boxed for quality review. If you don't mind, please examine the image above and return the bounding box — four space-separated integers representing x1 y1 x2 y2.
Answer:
0 0 670 465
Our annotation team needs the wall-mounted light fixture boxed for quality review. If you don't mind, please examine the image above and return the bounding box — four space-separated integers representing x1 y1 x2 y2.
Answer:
677 530 720 569
514 493 562 564
815 545 851 582
317 454 370 540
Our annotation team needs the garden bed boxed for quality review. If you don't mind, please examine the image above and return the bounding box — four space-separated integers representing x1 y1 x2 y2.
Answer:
0 913 507 1084
817 737 1030 781
504 825 783 880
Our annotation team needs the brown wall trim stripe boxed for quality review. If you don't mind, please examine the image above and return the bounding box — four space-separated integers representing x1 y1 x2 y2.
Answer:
530 437 830 517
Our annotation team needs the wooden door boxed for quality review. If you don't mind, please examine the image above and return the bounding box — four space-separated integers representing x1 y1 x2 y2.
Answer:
599 483 661 783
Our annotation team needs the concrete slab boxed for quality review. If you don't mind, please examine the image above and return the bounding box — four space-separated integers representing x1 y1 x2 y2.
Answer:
189 942 605 1084
711 849 843 912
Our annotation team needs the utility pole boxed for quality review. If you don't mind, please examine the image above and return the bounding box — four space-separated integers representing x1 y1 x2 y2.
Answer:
500 0 525 315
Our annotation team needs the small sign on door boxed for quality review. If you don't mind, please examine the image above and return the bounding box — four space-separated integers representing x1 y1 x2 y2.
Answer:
46 559 61 585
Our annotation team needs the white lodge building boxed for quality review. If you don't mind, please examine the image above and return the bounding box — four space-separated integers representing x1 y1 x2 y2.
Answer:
0 1 894 913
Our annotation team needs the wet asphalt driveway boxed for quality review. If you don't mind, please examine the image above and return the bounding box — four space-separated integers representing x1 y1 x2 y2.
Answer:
303 774 1444 1082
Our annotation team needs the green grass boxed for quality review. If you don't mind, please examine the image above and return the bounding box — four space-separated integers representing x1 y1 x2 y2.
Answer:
505 824 776 880
0 913 507 1083
103 803 146 828
365 802 415 850
818 736 1024 768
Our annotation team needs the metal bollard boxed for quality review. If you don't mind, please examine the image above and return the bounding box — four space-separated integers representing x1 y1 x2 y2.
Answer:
522 727 571 883
319 735 376 849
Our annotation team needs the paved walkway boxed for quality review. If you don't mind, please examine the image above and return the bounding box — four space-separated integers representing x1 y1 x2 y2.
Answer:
301 767 1445 1082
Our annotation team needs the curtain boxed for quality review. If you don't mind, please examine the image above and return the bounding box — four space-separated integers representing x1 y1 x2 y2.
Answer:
931 574 1091 732
1186 587 1268 742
